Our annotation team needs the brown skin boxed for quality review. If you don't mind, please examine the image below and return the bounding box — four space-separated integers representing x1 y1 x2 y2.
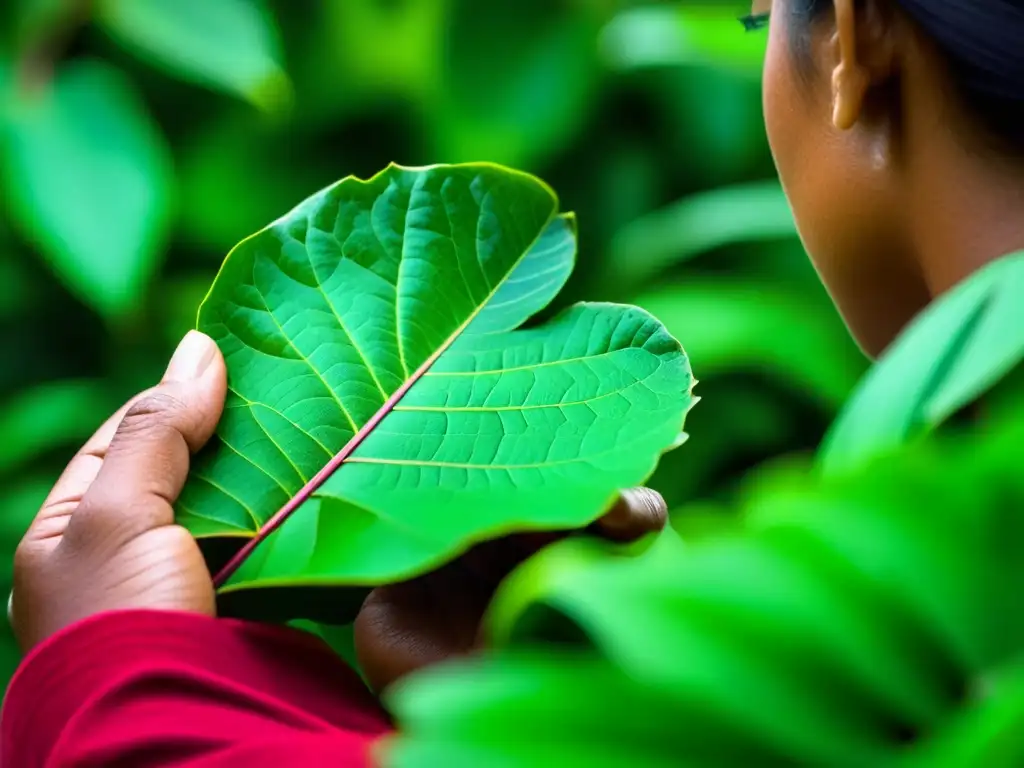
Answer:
11 331 666 694
11 331 225 651
760 0 1024 357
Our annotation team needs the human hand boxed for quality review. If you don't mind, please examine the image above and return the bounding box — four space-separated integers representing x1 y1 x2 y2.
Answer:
10 331 227 651
353 488 667 694
10 326 665 683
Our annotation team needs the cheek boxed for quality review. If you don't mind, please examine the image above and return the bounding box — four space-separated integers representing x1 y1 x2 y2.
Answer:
763 29 845 284
763 28 820 256
761 27 894 354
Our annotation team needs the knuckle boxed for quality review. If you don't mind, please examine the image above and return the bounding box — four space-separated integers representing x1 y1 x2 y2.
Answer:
118 393 191 441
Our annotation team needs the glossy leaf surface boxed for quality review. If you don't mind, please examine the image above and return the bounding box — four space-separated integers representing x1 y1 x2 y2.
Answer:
178 164 694 602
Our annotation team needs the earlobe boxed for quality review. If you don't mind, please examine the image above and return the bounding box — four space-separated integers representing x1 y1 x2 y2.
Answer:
830 0 869 130
832 59 870 130
830 0 893 131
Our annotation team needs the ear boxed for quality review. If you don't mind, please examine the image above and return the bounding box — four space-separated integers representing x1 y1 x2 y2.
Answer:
830 0 895 130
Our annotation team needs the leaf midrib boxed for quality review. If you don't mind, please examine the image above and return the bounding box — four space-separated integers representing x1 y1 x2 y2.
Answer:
212 199 559 587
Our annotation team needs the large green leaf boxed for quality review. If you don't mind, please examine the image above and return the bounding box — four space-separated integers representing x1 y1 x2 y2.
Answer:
178 163 694 612
820 251 1024 476
0 59 173 318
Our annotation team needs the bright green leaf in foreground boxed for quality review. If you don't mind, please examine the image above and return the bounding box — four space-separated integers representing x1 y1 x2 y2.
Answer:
386 405 1024 767
178 163 694 613
0 60 173 317
96 0 290 112
820 251 1024 476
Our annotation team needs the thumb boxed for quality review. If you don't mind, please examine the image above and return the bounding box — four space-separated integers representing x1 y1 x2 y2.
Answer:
65 331 227 546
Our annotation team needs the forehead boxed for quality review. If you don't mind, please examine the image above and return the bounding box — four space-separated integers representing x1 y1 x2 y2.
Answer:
752 0 772 13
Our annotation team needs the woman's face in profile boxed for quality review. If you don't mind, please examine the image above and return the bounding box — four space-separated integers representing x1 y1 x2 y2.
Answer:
756 0 932 358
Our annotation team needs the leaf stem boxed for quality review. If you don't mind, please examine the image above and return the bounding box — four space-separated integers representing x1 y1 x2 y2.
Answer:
212 336 453 588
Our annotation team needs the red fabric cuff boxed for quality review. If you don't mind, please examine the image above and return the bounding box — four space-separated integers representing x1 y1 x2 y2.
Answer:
1 610 389 767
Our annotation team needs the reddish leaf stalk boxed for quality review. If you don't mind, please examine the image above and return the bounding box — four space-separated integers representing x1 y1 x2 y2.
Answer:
213 342 453 588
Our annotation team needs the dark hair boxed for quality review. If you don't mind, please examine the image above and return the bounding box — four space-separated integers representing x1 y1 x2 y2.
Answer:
795 0 1024 154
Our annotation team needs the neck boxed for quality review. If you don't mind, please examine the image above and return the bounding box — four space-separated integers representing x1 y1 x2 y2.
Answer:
907 145 1024 299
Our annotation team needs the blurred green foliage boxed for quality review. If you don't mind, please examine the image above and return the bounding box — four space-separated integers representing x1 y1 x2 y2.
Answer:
0 0 861 691
388 389 1024 766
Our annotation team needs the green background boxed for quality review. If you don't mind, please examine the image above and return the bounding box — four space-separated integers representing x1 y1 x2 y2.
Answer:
0 0 866 688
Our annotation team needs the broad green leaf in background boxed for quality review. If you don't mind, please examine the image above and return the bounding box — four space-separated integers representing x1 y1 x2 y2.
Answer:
607 181 797 292
634 280 864 409
733 452 818 513
646 65 769 187
0 59 173 318
485 527 686 649
0 379 114 475
429 0 604 168
599 5 768 77
178 163 694 612
96 0 291 112
820 251 1024 476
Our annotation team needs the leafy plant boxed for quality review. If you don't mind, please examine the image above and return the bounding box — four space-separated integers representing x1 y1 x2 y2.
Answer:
179 163 695 617
383 391 1024 767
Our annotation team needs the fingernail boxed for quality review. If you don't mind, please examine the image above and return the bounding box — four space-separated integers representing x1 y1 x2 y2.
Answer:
166 331 217 381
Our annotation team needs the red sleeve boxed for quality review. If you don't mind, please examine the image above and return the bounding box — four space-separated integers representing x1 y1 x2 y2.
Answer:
0 610 392 767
